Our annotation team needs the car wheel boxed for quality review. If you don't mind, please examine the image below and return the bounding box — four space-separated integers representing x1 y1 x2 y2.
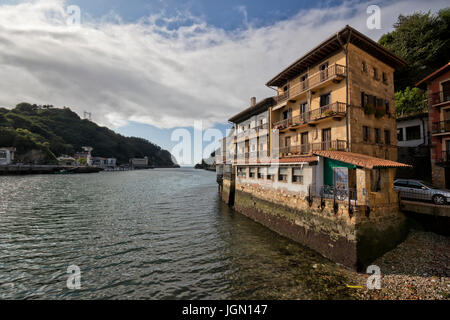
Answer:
432 195 446 205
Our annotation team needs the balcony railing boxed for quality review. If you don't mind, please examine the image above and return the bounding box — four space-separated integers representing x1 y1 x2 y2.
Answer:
279 140 347 156
275 64 347 104
273 102 347 130
430 91 450 106
432 120 450 134
237 123 269 138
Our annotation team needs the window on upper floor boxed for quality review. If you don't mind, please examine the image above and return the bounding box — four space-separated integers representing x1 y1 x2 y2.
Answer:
382 72 388 84
363 126 370 142
384 130 391 145
373 67 379 80
406 125 421 140
375 128 381 144
362 61 367 73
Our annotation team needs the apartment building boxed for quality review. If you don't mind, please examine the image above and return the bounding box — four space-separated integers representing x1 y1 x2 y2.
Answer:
217 26 412 270
267 26 404 162
416 62 450 188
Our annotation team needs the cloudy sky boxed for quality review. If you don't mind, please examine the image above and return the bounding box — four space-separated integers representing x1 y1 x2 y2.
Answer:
0 0 448 163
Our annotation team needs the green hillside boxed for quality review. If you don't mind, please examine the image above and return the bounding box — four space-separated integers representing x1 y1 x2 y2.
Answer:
0 103 176 166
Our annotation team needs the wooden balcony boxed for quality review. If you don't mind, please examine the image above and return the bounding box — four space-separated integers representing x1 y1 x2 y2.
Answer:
279 140 347 157
273 102 347 130
274 64 347 104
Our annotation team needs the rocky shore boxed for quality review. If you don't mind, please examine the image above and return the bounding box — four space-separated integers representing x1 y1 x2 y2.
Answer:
347 230 449 300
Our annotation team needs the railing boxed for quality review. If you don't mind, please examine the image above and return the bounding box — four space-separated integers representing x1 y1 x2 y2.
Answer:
320 185 357 201
432 120 450 134
275 64 347 104
430 91 450 105
273 102 347 130
237 123 269 138
280 140 347 156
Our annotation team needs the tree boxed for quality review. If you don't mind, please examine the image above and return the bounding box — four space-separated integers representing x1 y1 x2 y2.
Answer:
395 87 428 117
379 8 450 91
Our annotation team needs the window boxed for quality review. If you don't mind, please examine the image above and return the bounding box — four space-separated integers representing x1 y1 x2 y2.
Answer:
282 109 291 120
408 181 425 190
249 167 256 178
385 100 390 114
384 130 391 145
375 128 381 144
373 67 378 80
362 61 367 73
292 168 303 184
406 125 421 140
283 84 289 92
394 180 409 188
0 151 6 159
278 168 288 182
299 102 307 115
382 72 388 84
267 167 276 181
257 167 265 179
237 167 246 178
363 126 370 142
320 93 331 107
397 128 404 141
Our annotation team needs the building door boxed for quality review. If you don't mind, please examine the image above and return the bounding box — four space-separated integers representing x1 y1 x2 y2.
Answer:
301 132 309 154
320 93 331 115
322 128 331 150
319 62 329 82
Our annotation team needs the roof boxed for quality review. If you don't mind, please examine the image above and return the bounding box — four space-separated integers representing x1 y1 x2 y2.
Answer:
415 62 450 88
266 25 407 87
228 97 275 123
313 151 412 169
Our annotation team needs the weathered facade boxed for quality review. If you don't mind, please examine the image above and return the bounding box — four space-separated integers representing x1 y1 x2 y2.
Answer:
416 63 450 188
217 26 410 270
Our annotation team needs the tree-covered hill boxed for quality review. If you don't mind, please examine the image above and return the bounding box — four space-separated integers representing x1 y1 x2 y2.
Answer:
0 103 176 166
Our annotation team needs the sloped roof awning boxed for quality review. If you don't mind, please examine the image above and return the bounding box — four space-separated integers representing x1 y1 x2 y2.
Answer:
313 151 411 169
415 62 450 88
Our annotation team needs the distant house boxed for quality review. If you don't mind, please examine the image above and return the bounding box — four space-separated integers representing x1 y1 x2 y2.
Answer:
0 147 16 165
91 157 117 168
74 146 93 166
130 156 148 168
397 113 429 147
57 156 77 166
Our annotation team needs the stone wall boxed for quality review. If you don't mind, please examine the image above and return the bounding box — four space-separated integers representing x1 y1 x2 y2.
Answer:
230 167 408 270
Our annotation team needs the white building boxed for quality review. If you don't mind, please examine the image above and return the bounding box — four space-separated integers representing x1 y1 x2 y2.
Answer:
130 156 148 168
0 147 15 165
397 113 429 147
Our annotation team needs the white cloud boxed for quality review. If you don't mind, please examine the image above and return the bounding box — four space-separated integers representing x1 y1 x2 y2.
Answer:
0 0 447 129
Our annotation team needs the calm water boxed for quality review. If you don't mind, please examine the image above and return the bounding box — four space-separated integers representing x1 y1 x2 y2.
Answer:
0 168 354 299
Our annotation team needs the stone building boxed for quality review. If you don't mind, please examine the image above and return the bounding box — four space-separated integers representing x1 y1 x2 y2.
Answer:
416 62 450 188
217 25 411 270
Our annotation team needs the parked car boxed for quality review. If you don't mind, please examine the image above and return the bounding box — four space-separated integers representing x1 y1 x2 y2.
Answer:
394 179 450 205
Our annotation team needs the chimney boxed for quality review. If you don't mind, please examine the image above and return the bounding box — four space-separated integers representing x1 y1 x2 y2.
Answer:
251 97 256 107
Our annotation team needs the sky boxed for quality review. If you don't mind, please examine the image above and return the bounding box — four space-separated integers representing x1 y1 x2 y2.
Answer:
0 0 448 164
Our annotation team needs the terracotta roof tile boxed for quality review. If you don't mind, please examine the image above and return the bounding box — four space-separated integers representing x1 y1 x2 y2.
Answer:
313 151 411 169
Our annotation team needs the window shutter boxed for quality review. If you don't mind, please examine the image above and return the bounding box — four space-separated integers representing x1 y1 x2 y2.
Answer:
279 168 288 175
293 168 302 175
